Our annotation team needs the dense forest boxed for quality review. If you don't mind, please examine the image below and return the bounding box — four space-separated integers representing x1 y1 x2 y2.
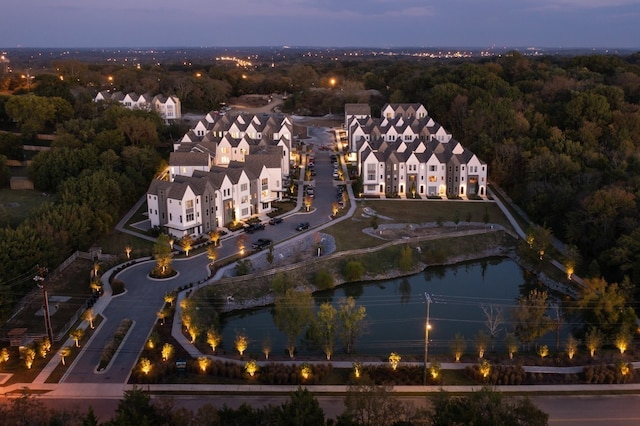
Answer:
1 51 640 319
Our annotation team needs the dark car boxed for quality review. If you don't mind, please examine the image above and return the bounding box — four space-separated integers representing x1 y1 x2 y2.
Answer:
244 223 265 233
295 222 310 231
269 217 283 225
251 238 272 250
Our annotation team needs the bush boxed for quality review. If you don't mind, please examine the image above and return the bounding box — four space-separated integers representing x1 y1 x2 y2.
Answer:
343 260 365 281
111 279 125 295
314 269 335 290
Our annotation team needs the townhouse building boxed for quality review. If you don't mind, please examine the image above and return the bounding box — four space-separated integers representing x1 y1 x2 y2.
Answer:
95 91 181 122
146 112 291 237
348 103 487 198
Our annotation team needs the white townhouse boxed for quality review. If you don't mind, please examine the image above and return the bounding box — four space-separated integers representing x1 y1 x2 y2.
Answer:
168 151 211 182
94 91 182 123
349 103 487 198
344 103 371 131
146 112 291 237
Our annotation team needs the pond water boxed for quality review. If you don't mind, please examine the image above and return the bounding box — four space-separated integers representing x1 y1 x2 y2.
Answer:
219 257 552 358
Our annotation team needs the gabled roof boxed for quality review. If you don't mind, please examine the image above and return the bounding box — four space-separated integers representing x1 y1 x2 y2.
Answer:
345 103 371 116
169 151 210 167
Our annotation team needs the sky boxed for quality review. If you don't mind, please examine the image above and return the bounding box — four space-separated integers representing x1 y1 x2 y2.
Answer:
2 0 639 49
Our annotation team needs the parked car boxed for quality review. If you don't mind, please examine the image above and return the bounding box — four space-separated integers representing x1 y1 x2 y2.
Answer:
251 238 273 250
269 217 283 225
244 223 265 233
295 222 310 231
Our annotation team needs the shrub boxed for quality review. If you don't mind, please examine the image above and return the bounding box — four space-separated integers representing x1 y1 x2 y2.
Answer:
314 269 335 290
343 260 365 281
111 279 125 295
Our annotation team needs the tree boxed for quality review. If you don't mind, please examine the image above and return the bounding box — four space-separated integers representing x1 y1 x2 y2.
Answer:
116 114 160 147
313 269 335 290
272 273 296 296
504 332 518 360
153 233 173 276
180 234 194 256
70 328 85 347
0 393 59 425
343 260 365 282
209 229 221 246
398 244 414 272
576 277 636 338
482 304 504 345
337 296 367 354
427 387 548 426
277 387 326 426
107 387 162 426
235 330 249 356
59 346 71 366
83 308 96 329
156 307 170 325
312 302 338 360
161 343 174 361
342 378 409 426
164 291 176 307
273 289 314 358
5 94 60 137
585 327 604 357
206 327 221 352
566 335 579 360
511 289 553 350
451 333 466 362
475 331 490 358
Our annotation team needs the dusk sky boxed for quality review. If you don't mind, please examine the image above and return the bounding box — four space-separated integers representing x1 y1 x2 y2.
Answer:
2 0 639 49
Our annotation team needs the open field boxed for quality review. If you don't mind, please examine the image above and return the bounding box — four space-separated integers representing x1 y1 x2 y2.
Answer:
0 188 53 227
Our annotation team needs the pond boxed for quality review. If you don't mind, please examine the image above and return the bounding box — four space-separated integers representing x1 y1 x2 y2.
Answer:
218 257 553 358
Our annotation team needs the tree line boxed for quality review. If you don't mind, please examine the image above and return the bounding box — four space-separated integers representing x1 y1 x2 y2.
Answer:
0 385 548 426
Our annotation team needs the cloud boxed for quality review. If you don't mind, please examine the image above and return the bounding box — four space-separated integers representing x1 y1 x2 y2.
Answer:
531 0 640 10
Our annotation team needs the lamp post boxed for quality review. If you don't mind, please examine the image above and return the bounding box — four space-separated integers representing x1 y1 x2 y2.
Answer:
423 292 432 385
34 267 54 345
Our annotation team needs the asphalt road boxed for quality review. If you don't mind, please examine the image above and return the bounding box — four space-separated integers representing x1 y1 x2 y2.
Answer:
36 393 640 425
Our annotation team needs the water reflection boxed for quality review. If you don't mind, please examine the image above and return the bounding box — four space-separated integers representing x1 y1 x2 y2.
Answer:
219 257 553 357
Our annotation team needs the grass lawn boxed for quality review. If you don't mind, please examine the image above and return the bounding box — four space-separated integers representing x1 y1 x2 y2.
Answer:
0 188 53 228
357 199 513 231
96 230 154 257
324 199 511 252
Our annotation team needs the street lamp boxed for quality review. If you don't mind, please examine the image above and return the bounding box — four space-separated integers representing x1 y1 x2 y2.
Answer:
423 292 432 385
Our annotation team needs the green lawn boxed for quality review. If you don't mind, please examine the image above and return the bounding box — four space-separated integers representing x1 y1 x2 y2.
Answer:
95 230 154 257
324 199 512 252
0 188 53 227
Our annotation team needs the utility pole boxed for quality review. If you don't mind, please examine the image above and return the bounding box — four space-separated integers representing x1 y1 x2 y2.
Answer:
34 266 54 345
423 292 432 385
